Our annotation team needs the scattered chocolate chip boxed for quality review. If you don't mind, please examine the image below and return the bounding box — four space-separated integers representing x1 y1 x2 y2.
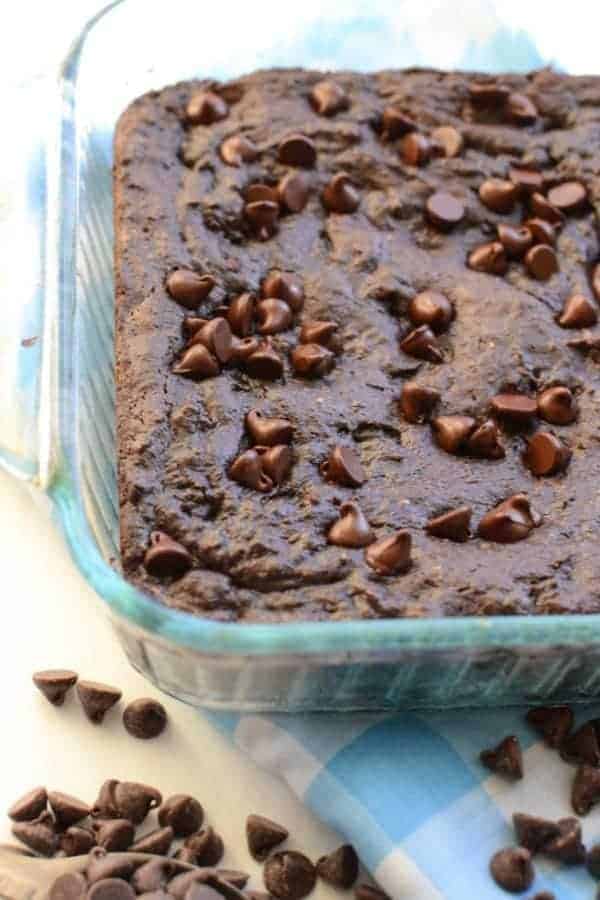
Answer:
158 795 203 838
547 180 587 212
479 179 518 213
478 493 539 543
173 344 220 378
523 432 571 477
513 813 561 853
587 843 600 878
262 272 305 312
320 446 366 488
506 92 538 125
49 871 88 900
299 320 339 350
509 167 544 194
557 293 597 329
129 826 174 855
381 106 417 140
256 445 294 486
489 847 534 893
277 172 311 214
469 82 510 105
86 848 135 884
48 791 91 828
328 501 374 549
137 890 173 900
217 870 250 889
561 721 600 766
525 243 558 280
467 241 508 275
122 698 168 740
465 419 506 459
399 383 440 423
490 393 537 423
246 814 289 861
400 132 431 166
278 134 317 168
544 817 586 864
183 316 208 338
12 813 58 856
8 786 47 822
229 449 273 492
166 270 215 310
220 135 258 166
245 200 279 240
399 325 443 363
60 825 96 856
431 125 463 158
431 415 476 454
593 263 600 301
87 879 136 900
246 410 293 447
245 893 272 900
32 670 78 706
567 333 600 357
526 705 573 747
77 681 122 724
426 506 472 543
316 844 359 889
523 217 556 247
189 318 233 364
256 299 294 335
572 764 600 815
425 191 465 230
497 225 533 259
93 819 135 852
537 386 578 425
132 858 184 893
310 81 348 116
322 172 360 214
114 782 162 825
480 735 523 779
354 887 390 900
246 184 279 204
186 91 228 126
408 291 454 334
144 532 192 579
365 531 412 576
290 343 334 377
529 192 565 226
264 851 316 900
227 293 255 337
184 826 224 866
167 870 215 899
244 342 284 380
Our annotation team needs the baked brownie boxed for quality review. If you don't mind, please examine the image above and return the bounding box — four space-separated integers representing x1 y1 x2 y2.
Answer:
114 68 600 622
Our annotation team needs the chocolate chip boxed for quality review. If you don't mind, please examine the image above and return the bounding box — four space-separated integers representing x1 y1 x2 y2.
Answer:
523 432 571 477
467 241 508 275
320 446 366 488
92 781 120 820
567 333 600 358
114 782 162 825
490 393 537 423
431 415 476 454
8 786 47 821
166 270 216 310
32 670 78 706
220 135 258 167
189 318 233 364
557 293 597 329
246 814 289 861
587 843 600 878
489 847 534 893
87 879 136 900
524 217 556 247
322 172 360 214
399 132 431 166
425 191 465 230
408 291 454 334
465 419 506 459
122 698 167 740
509 167 544 194
245 410 293 447
431 125 463 158
469 82 510 105
547 180 587 212
277 172 311 214
561 721 600 766
381 107 416 140
137 891 173 900
399 325 443 363
537 386 578 425
354 886 390 900
479 179 518 213
262 272 305 312
256 299 294 335
525 244 558 280
167 870 215 899
506 92 538 125
77 681 122 724
264 851 316 900
60 825 95 856
278 134 317 168
244 342 284 380
12 812 58 856
310 81 348 116
48 791 91 828
480 735 523 779
426 506 472 542
133 858 185 893
130 826 174 855
290 343 334 377
256 445 294 486
544 817 586 864
183 316 209 338
478 493 540 543
399 383 440 423
365 531 412 576
316 845 359 889
226 293 255 337
526 705 573 747
49 872 88 900
173 344 221 378
530 192 565 226
328 502 374 549
245 893 272 900
231 336 261 364
572 764 600 815
244 200 279 240
158 795 203 838
229 450 273 492
217 870 250 889
93 819 134 851
513 813 561 853
86 847 136 884
184 826 224 865
299 320 339 350
246 184 279 204
186 91 228 126
182 885 224 900
144 532 192 579
593 263 600 302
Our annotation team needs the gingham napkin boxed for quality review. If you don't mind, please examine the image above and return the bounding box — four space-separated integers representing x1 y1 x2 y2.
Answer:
211 707 600 898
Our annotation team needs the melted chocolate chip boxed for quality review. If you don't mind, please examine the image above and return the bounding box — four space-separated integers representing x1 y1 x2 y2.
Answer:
328 502 374 549
524 217 556 246
431 415 476 454
256 299 294 335
244 342 284 380
465 419 505 459
227 293 255 337
547 180 587 212
467 241 508 275
479 179 518 213
399 383 440 423
166 270 215 310
523 432 571 476
478 494 540 543
497 224 533 258
229 450 274 492
291 343 334 377
246 410 294 446
426 506 472 542
256 445 294 486
490 393 537 423
310 81 348 116
277 172 311 213
557 294 597 329
320 446 367 487
262 272 305 312
509 167 544 194
525 244 559 280
537 386 578 425
144 532 192 578
299 320 339 350
399 325 443 363
186 91 228 125
322 173 360 214
278 134 317 168
173 344 220 378
189 317 233 364
480 735 523 779
365 531 412 575
425 191 465 229
529 192 565 226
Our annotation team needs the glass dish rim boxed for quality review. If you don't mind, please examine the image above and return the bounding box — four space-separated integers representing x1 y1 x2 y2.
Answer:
50 0 600 660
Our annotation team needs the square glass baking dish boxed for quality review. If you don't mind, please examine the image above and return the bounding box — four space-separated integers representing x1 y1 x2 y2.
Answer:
2 0 600 711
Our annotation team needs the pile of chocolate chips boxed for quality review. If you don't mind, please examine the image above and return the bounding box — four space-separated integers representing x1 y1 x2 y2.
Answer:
480 704 600 896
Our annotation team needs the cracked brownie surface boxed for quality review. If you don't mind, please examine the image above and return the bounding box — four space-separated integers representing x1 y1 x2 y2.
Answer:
114 67 600 622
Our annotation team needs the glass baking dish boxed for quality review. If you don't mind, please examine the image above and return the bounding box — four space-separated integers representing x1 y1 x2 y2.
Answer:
2 0 600 711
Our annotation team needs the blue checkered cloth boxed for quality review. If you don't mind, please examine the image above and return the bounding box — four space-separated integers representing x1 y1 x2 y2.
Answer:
211 708 600 898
